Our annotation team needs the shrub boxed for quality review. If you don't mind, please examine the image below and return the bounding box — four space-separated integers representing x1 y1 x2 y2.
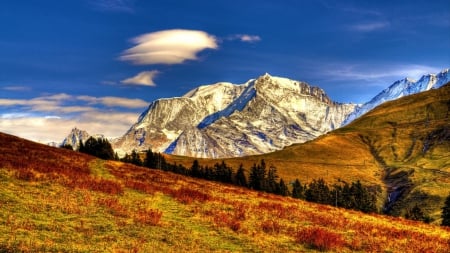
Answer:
172 187 210 204
295 226 345 251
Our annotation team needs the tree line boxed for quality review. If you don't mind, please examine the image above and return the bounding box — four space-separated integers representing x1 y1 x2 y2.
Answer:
64 141 450 225
122 149 377 213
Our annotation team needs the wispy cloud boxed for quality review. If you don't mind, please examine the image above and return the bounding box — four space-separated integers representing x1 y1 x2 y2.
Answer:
120 29 218 65
349 21 390 32
77 95 149 108
320 1 382 16
2 86 31 91
121 70 159 86
88 0 136 13
317 63 441 85
227 34 261 43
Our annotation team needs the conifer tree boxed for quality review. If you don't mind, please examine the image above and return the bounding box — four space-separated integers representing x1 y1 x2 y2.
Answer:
144 149 156 168
249 160 266 191
292 179 304 199
235 164 248 187
441 194 450 226
190 160 201 178
278 178 289 196
61 143 73 150
130 149 142 166
305 178 331 204
266 165 279 193
79 137 114 160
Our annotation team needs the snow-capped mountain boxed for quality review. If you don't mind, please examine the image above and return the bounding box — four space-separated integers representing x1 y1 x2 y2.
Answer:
342 69 450 125
61 127 105 150
113 74 356 158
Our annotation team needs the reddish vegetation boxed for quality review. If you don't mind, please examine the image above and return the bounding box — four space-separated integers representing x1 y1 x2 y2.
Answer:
1 132 450 252
171 187 211 204
68 178 124 195
296 226 345 251
134 209 163 226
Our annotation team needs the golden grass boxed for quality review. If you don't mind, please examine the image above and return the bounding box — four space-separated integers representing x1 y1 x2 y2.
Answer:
1 132 450 252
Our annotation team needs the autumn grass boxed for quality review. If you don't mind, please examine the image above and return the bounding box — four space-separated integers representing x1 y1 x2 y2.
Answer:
1 156 450 252
1 145 448 252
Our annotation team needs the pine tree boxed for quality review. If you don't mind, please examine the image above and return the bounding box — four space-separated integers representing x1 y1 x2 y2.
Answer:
292 179 304 199
349 181 376 213
235 164 248 187
61 144 73 150
249 160 266 191
190 160 201 178
78 139 84 152
130 149 142 166
144 149 156 168
278 178 289 196
305 178 331 204
266 165 279 193
78 137 114 160
442 194 450 226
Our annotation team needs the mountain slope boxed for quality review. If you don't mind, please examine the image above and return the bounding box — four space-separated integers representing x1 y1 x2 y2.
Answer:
0 132 449 252
343 69 449 125
114 74 356 158
167 83 450 222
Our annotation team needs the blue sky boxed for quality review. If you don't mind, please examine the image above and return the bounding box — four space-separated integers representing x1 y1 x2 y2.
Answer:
0 0 449 142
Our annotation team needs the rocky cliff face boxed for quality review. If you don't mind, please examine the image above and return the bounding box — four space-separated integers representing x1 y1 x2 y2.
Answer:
61 128 91 150
113 74 356 158
61 127 105 150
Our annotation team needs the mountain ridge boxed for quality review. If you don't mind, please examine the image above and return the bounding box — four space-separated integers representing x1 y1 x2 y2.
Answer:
64 69 449 158
342 68 449 125
113 73 356 158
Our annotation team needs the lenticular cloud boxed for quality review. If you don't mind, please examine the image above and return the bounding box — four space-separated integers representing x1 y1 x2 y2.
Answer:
120 29 218 65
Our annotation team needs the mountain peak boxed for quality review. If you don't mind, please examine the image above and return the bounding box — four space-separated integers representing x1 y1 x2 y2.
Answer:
342 68 450 126
114 74 356 158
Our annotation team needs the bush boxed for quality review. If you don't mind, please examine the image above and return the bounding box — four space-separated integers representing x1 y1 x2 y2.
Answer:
296 227 345 251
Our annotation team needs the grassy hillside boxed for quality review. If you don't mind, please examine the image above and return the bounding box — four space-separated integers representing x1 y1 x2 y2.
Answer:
166 84 450 222
1 132 449 252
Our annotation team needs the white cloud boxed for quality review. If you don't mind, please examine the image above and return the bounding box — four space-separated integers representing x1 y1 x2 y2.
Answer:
0 112 139 143
76 95 148 108
2 86 31 91
0 93 150 142
120 29 218 65
121 70 159 86
230 34 261 43
350 21 390 32
99 97 149 108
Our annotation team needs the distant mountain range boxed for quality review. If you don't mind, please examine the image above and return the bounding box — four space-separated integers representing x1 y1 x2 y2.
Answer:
62 69 449 158
343 69 449 125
